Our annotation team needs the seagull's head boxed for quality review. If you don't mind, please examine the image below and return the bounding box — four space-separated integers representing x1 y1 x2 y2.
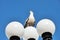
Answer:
29 11 34 18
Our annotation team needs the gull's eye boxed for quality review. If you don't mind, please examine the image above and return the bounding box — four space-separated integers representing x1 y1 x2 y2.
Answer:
5 21 24 40
23 26 39 40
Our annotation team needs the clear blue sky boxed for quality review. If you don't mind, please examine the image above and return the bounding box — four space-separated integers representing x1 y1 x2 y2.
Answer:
0 0 60 40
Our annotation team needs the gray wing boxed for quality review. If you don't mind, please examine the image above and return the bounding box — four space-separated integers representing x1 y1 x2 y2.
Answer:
24 18 29 28
24 19 35 28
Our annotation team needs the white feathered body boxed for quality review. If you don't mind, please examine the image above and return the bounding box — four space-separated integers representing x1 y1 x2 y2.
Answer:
24 11 35 28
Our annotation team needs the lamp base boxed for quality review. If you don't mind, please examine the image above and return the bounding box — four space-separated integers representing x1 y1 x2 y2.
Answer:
42 32 52 40
28 38 35 40
10 36 20 40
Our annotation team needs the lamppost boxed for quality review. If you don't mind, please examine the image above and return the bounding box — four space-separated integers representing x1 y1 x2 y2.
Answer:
36 19 56 40
5 21 24 40
5 11 56 40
